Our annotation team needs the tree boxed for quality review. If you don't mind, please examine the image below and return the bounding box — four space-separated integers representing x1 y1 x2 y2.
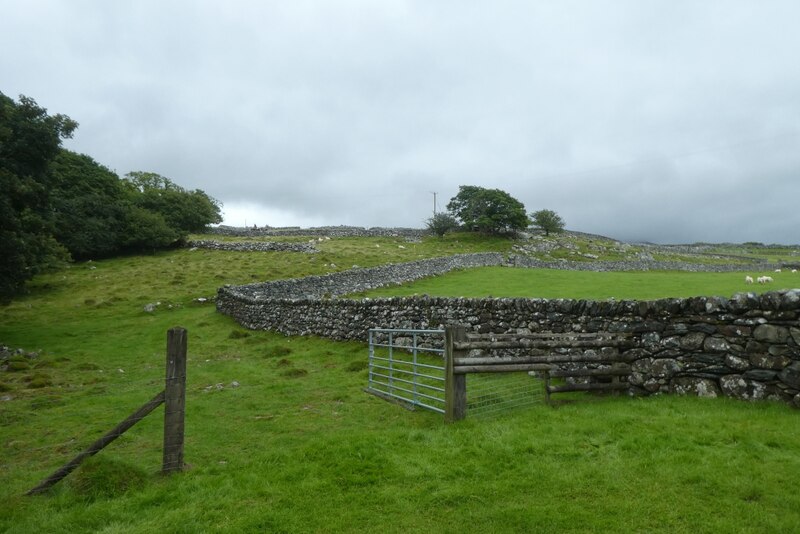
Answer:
530 209 565 236
124 171 222 235
426 212 459 237
120 205 180 250
50 150 129 259
0 93 76 301
446 185 529 235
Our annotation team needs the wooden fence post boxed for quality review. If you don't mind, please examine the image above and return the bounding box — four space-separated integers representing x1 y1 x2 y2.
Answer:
444 325 468 423
162 327 187 474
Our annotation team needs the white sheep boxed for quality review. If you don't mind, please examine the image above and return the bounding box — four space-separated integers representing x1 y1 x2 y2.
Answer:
792 269 797 273
758 275 774 284
745 275 754 284
775 269 782 273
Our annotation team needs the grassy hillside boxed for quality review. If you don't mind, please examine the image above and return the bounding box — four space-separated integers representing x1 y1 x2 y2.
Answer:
1 232 799 533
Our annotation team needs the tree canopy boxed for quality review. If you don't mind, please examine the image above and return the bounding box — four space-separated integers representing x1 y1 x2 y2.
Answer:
1 92 224 300
530 209 566 236
1 92 75 300
446 185 529 235
50 150 130 258
124 171 222 234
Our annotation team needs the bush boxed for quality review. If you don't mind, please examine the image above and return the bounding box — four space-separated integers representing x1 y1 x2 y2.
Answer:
426 212 459 237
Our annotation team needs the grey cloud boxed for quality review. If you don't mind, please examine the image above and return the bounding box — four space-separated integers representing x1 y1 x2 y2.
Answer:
2 0 799 243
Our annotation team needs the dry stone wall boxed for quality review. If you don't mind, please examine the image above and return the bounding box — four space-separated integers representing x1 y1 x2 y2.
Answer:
209 225 426 239
217 255 800 407
225 253 505 300
508 254 777 273
187 240 318 253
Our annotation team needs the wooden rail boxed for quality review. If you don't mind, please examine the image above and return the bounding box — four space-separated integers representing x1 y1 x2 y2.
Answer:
444 326 634 422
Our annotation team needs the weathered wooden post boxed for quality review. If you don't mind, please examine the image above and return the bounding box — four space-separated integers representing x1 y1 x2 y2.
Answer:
444 325 468 423
162 327 187 474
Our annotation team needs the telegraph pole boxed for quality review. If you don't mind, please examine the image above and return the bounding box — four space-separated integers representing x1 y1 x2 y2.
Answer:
430 191 437 216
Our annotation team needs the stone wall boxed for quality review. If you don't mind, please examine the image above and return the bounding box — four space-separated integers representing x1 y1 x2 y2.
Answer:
187 240 318 253
216 255 800 406
507 254 778 273
209 225 427 239
225 253 505 300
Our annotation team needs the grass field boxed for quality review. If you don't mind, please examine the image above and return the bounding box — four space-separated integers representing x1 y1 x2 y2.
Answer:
2 234 799 533
355 266 799 300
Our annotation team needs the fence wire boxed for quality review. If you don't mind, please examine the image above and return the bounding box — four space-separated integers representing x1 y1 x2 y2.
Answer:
466 371 546 418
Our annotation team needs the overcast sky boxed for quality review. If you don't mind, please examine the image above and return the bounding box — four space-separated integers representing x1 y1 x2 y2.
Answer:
2 1 799 244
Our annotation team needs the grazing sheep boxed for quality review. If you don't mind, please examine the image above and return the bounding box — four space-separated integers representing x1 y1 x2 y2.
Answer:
745 275 754 284
775 269 782 273
758 276 774 284
792 269 797 273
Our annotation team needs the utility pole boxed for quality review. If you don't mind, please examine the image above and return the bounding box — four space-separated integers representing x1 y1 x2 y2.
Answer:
430 191 437 216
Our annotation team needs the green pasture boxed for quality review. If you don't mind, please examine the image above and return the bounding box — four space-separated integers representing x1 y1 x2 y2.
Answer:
700 244 800 264
356 266 799 300
2 236 799 532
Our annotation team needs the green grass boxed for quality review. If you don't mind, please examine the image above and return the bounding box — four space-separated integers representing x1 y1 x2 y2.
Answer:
1 235 799 532
702 244 800 264
356 266 799 300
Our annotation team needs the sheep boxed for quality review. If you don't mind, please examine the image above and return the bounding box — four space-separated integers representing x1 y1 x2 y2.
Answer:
757 276 774 284
793 269 797 273
775 269 782 273
745 275 754 284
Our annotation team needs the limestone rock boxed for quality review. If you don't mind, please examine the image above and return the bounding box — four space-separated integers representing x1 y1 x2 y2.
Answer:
649 358 682 379
680 331 706 351
724 355 750 372
779 362 800 389
720 375 768 401
743 369 778 381
748 353 791 370
753 324 789 343
703 337 729 353
671 377 721 398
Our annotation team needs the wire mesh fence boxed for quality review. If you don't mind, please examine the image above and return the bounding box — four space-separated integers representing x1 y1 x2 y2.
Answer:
466 371 546 418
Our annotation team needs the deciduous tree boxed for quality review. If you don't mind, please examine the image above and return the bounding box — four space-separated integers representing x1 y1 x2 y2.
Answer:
124 171 222 234
0 93 75 300
446 185 529 235
530 209 565 236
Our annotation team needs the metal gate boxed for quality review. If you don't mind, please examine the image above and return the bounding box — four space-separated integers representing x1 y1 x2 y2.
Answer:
366 328 446 413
